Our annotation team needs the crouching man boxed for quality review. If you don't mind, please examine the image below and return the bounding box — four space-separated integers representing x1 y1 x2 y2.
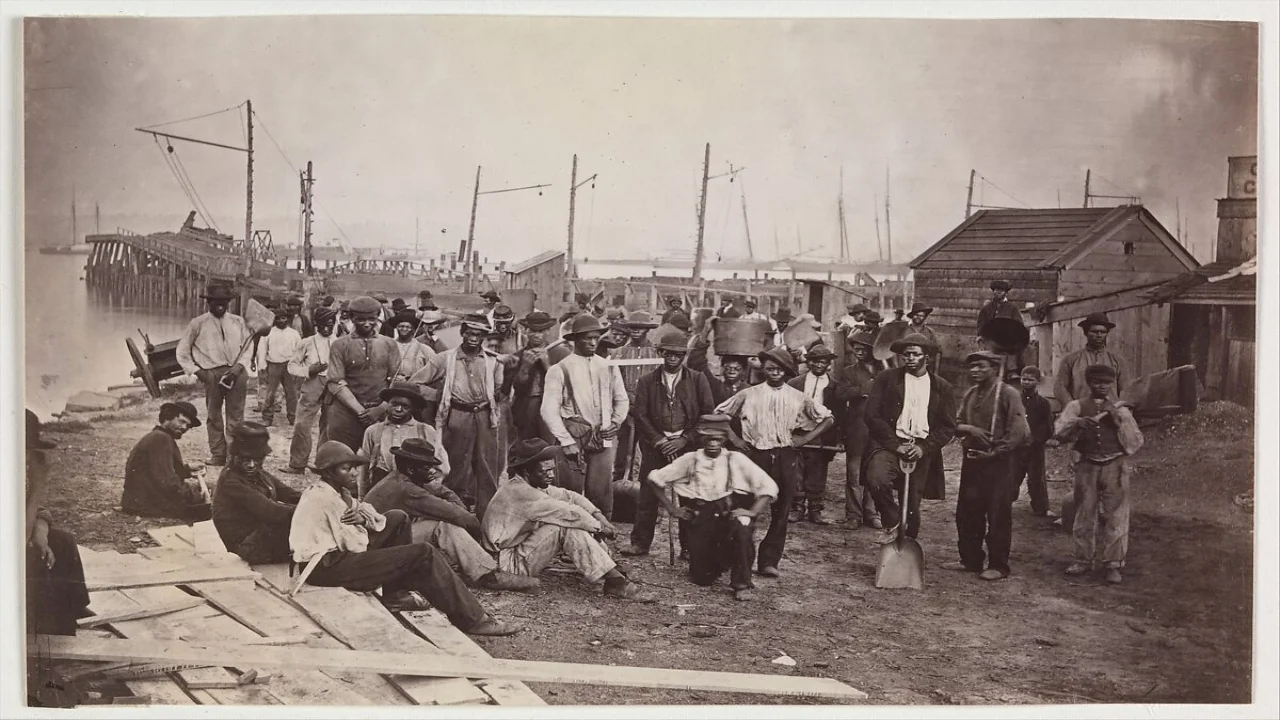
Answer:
482 439 656 602
290 441 521 636
365 437 539 592
212 422 301 563
646 415 777 601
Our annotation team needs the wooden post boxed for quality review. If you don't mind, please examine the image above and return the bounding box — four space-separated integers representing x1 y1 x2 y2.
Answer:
649 284 658 312
242 98 255 314
692 142 710 283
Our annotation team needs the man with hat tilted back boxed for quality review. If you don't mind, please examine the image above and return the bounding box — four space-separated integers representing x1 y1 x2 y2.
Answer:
1054 312 1128 408
483 438 656 602
357 382 449 492
212 422 301 564
862 333 957 545
387 310 436 383
286 306 338 474
714 346 834 578
906 302 938 348
1052 364 1143 584
945 351 1030 581
290 441 521 636
176 283 254 466
787 343 845 526
325 295 403 453
511 311 558 440
833 331 885 529
365 438 539 592
620 328 716 557
541 313 630 518
122 401 211 521
646 415 779 601
410 314 506 518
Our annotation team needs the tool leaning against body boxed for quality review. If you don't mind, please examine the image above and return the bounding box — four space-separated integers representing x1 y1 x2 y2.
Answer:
874 440 925 590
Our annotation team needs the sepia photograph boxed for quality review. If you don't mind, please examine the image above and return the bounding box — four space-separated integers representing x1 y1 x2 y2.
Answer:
10 2 1274 715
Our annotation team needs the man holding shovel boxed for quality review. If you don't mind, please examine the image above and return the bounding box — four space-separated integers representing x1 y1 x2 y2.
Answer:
177 283 255 466
947 351 1030 581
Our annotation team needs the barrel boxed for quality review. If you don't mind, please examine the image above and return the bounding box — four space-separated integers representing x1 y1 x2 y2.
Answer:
713 317 769 357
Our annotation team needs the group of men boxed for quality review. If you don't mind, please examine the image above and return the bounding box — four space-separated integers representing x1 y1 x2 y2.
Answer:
93 277 1145 644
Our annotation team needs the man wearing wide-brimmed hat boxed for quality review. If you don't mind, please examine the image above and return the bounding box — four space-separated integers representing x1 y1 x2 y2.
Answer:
325 296 403 452
661 296 689 327
357 382 449 491
212 422 301 564
976 279 1024 336
837 302 870 333
413 308 450 353
611 309 662 485
511 310 558 440
906 302 937 347
786 343 845 526
385 311 436 383
1052 364 1144 585
947 351 1030 581
286 306 338 474
365 438 539 592
833 330 885 529
1053 312 1128 407
541 313 630 517
177 283 255 466
122 401 211 521
714 346 834 578
620 328 716 557
290 441 521 635
483 438 656 602
491 305 520 354
479 289 502 324
646 414 778 601
862 332 957 545
410 313 506 518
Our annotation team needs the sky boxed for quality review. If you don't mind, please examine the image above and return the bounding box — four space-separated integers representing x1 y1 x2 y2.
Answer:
23 15 1258 265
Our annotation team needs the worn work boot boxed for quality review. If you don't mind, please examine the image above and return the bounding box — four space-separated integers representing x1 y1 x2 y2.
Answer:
807 509 831 526
603 580 658 602
756 565 781 578
1104 568 1123 585
466 614 523 636
381 590 432 612
479 571 541 592
1064 562 1090 576
788 507 805 524
867 516 884 530
618 545 650 557
979 569 1008 581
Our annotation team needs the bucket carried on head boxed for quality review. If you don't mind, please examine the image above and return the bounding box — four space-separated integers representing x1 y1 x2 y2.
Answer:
713 317 769 357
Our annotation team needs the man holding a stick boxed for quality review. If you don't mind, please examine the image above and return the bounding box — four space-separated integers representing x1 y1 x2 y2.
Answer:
176 283 255 466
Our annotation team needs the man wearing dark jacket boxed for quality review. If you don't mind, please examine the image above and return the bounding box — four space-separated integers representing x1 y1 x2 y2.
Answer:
787 344 844 525
863 333 958 542
621 328 716 556
832 331 884 528
123 402 211 521
1011 366 1055 517
212 422 301 563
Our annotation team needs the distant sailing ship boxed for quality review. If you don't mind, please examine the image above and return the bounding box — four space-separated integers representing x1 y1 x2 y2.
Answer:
39 188 93 255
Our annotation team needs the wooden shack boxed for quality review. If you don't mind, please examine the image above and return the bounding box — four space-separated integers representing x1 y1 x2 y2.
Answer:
798 280 872 330
909 206 1199 385
503 250 565 311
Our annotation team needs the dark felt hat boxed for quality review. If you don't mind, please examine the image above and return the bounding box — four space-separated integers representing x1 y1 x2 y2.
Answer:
695 414 732 437
480 290 502 302
379 381 427 408
508 438 560 470
965 350 1005 366
493 305 515 321
390 437 442 467
161 401 202 428
908 302 933 317
373 294 389 303
389 312 419 331
1085 364 1118 382
313 307 338 326
848 302 869 313
229 421 271 458
201 284 237 301
1078 312 1116 330
806 344 836 361
990 280 1012 291
773 307 794 324
564 313 606 338
621 310 659 329
348 296 381 315
311 440 369 472
519 311 557 331
863 310 883 324
460 313 493 332
758 346 798 377
848 330 877 348
654 328 690 353
890 332 940 356
390 298 409 312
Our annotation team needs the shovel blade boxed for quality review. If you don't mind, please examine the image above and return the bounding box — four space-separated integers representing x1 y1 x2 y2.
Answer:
875 537 925 590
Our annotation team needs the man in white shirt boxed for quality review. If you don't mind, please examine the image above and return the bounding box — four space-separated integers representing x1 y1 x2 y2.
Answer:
836 303 869 334
786 344 843 525
285 307 336 473
255 307 304 427
290 440 520 636
541 314 630 518
388 312 435 382
647 415 778 601
358 382 448 491
176 283 254 466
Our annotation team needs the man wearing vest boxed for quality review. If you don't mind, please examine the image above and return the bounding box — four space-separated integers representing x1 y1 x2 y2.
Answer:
787 343 844 525
948 351 1030 581
621 328 716 557
541 314 630 519
1053 365 1143 584
410 314 505 519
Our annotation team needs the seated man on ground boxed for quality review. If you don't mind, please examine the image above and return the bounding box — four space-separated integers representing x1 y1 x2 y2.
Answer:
212 422 301 564
122 401 212 521
26 410 90 635
482 439 656 602
365 438 539 592
647 415 778 601
358 382 448 494
290 441 520 636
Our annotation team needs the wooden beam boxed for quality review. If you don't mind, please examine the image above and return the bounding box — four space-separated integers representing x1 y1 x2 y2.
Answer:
34 634 869 701
87 567 260 592
78 597 207 628
1027 281 1168 326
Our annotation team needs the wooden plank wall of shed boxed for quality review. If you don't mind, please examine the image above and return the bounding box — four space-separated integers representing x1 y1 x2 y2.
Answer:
913 268 1057 334
507 258 565 311
1044 303 1170 391
1058 221 1189 297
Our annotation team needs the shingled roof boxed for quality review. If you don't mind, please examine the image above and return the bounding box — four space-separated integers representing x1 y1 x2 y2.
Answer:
909 206 1197 271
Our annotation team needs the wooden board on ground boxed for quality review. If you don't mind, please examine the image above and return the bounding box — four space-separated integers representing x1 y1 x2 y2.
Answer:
401 610 546 706
73 627 197 705
88 566 259 592
147 525 195 549
283 586 490 705
137 546 250 570
79 596 206 628
37 634 869 700
192 520 228 554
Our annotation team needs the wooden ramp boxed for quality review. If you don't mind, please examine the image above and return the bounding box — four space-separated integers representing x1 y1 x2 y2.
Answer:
48 522 543 707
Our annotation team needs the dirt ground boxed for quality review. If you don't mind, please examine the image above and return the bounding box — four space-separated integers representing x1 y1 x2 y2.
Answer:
36 386 1255 706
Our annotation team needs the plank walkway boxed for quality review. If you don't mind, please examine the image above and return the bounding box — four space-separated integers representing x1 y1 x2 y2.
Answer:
53 521 544 707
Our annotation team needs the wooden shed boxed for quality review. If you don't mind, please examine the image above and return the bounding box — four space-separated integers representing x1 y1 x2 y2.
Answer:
798 279 872 330
503 250 565 311
909 206 1199 384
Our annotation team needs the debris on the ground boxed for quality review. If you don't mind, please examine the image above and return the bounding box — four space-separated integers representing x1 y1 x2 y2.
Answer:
771 652 797 667
1233 491 1253 510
